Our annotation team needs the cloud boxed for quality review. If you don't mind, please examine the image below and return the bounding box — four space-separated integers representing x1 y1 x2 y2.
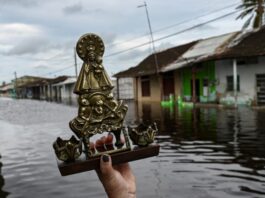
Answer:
0 23 52 55
156 42 174 51
0 0 38 7
117 47 149 62
0 23 72 56
33 64 50 70
0 23 42 43
7 37 51 55
63 2 102 15
63 2 83 14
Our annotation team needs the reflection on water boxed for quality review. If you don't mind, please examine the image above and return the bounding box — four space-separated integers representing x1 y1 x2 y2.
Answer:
0 155 9 198
0 98 265 198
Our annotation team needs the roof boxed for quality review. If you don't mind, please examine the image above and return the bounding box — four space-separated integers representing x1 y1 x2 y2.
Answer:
48 75 69 84
202 26 265 61
113 41 197 77
114 25 265 77
181 32 239 59
17 77 51 88
162 32 239 72
17 76 70 88
52 77 77 86
0 83 14 91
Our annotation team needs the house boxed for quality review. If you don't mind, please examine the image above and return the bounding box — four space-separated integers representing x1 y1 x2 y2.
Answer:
51 76 77 105
0 83 15 98
114 26 265 106
15 75 51 99
161 32 239 103
201 27 265 106
114 41 197 102
13 75 74 102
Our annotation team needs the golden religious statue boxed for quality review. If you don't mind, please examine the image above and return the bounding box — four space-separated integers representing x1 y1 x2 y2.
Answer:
74 34 113 93
53 33 159 175
69 33 128 155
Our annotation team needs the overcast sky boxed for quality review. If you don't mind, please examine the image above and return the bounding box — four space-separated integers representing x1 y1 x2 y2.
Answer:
0 0 245 83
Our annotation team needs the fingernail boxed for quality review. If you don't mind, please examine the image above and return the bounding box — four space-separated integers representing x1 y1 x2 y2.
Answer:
102 154 109 163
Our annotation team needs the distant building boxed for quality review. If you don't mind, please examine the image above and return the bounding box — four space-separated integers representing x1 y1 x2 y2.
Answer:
114 41 196 102
15 76 51 99
9 75 78 104
0 83 15 98
114 26 265 106
51 76 77 105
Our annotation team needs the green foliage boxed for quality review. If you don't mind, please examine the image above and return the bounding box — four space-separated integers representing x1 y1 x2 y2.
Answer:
236 0 265 29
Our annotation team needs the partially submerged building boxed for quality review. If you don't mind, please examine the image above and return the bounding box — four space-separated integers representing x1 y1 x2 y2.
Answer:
51 76 77 105
114 26 265 106
8 75 78 105
0 83 15 98
114 41 197 102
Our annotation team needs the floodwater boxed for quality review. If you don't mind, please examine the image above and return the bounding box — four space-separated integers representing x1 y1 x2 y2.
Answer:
0 98 265 198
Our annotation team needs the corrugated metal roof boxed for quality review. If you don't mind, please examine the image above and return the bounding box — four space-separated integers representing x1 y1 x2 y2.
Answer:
161 32 238 72
52 77 77 86
182 32 237 59
114 26 265 77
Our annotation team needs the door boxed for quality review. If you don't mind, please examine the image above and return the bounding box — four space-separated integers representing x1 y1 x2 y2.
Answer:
163 72 175 100
191 79 200 102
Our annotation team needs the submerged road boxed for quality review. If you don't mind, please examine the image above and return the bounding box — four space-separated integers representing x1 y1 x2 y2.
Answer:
0 98 265 198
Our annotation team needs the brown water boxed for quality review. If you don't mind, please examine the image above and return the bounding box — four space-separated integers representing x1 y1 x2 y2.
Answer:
0 98 265 198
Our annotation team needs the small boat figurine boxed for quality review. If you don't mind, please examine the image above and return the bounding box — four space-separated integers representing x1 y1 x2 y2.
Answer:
53 136 82 162
128 123 158 147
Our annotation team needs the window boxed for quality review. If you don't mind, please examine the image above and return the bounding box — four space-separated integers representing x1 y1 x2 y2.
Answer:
227 75 240 91
141 76 150 97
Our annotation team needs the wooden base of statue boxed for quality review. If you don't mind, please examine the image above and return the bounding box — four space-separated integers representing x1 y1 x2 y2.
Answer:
57 144 160 176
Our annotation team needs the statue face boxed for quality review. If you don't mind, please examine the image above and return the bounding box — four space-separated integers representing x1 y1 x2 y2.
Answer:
88 51 96 61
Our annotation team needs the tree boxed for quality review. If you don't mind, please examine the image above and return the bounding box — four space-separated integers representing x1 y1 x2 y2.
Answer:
236 0 265 29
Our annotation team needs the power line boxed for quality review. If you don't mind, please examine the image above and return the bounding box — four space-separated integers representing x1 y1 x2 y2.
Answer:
105 10 240 58
40 7 241 76
106 3 239 49
42 65 74 76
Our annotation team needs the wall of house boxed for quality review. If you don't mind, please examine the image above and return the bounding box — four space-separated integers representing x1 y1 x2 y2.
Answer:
182 61 216 102
60 83 77 105
136 75 161 102
215 56 265 106
117 78 134 100
174 70 182 100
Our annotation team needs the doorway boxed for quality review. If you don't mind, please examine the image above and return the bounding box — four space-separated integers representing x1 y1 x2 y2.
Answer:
162 72 175 100
191 79 200 102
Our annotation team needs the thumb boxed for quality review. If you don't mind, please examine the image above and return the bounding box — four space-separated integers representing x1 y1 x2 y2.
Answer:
99 154 128 197
100 154 115 179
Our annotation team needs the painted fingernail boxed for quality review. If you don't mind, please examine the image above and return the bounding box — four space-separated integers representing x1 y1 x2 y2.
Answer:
102 154 109 162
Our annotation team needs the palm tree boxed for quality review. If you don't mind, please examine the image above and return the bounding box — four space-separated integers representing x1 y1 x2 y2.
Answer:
236 0 265 29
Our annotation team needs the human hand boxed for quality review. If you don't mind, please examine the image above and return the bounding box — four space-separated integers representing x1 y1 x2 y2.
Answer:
97 155 136 198
93 135 136 198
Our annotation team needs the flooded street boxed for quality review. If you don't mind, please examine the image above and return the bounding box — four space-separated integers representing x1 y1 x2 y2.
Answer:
1 98 265 198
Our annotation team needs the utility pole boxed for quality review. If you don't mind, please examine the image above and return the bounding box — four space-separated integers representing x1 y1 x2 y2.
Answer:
138 2 163 100
74 47 78 78
137 2 159 74
14 71 17 99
